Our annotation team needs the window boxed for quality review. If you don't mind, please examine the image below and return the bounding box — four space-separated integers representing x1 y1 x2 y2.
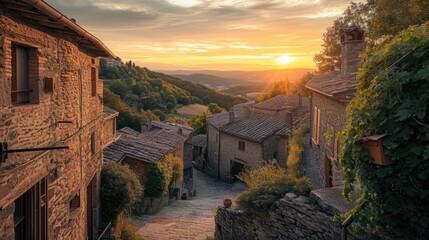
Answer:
11 43 39 105
238 141 245 151
12 44 30 104
312 107 321 144
91 132 96 156
91 67 97 96
14 177 48 240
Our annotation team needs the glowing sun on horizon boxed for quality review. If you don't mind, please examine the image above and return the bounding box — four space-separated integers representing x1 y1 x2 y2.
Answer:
278 55 293 65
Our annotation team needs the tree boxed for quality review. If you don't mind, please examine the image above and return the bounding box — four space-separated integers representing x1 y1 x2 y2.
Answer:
140 109 160 123
144 164 166 198
369 0 429 40
109 80 128 99
187 103 225 135
315 0 429 74
100 162 143 225
341 23 429 239
314 1 375 74
207 103 223 114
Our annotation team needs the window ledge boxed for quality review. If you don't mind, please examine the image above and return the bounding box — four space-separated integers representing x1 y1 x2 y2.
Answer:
12 103 40 109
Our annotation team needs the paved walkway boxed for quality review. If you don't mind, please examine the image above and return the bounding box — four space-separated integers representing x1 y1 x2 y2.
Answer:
302 134 322 189
135 169 246 240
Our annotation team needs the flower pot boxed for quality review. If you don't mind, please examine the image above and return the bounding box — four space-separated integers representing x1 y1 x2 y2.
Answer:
223 198 232 208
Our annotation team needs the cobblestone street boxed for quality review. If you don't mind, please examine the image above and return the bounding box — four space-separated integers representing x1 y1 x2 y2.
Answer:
135 169 246 240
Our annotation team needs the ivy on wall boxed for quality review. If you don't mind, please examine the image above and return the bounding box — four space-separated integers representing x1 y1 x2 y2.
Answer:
341 23 429 238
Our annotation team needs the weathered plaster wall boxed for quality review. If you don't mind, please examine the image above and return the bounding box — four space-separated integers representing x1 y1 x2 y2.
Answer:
0 10 104 240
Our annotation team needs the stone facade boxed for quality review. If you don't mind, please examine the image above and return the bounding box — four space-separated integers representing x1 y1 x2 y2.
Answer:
0 5 112 240
306 26 365 188
215 189 366 240
310 92 347 187
219 133 263 180
206 122 222 178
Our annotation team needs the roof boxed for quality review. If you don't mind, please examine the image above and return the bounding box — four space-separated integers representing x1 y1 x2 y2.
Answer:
192 134 207 147
141 129 188 149
151 121 193 136
206 112 230 129
220 112 290 142
103 128 170 163
253 94 296 111
104 125 189 164
2 0 114 57
103 107 119 119
305 71 357 102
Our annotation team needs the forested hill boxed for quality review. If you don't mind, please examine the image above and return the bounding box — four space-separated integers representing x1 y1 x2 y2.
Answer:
145 69 246 108
99 59 246 130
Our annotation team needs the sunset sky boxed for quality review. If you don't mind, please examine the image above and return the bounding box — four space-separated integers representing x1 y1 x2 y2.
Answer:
45 0 363 71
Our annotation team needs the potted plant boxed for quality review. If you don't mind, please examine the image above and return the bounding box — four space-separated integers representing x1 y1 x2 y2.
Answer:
223 198 232 208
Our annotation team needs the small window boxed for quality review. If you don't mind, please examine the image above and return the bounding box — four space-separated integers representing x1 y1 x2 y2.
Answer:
14 177 48 240
91 132 96 156
91 58 95 64
238 141 245 151
12 44 30 104
91 67 97 96
312 107 321 145
11 43 39 105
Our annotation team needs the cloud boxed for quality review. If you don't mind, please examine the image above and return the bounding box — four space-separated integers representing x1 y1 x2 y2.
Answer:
45 0 360 69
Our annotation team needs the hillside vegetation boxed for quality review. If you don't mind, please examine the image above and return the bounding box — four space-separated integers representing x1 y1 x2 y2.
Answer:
100 59 247 130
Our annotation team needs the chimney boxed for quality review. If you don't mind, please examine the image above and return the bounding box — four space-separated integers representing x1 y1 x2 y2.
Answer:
284 112 293 128
178 127 183 135
340 25 365 79
244 105 251 117
141 119 153 133
229 111 235 123
294 93 302 110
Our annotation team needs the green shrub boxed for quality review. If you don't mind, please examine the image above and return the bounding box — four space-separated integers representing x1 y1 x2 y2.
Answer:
286 124 309 178
236 175 312 215
113 215 144 240
144 164 166 198
144 154 184 198
237 160 285 189
100 162 143 225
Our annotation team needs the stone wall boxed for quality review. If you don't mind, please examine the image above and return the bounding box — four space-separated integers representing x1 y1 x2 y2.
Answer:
215 188 365 240
0 10 104 240
310 92 347 188
102 116 117 147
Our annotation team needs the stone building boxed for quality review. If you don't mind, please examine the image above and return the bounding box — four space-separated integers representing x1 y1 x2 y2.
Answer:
104 121 194 194
0 1 114 239
206 94 304 180
305 26 365 187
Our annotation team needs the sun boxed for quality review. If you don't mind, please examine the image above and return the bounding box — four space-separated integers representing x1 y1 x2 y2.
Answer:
278 55 293 65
